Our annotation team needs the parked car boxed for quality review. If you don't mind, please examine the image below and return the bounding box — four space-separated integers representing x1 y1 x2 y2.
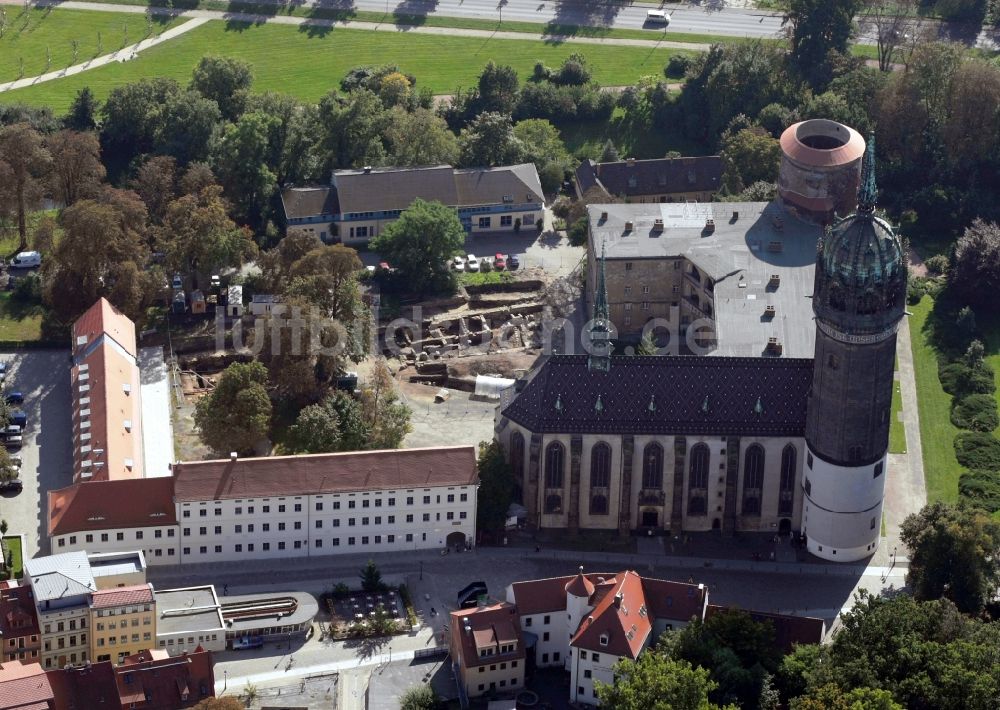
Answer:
494 253 507 270
466 254 480 272
211 274 221 289
645 9 670 25
0 362 7 381
3 425 23 448
172 273 183 290
451 255 466 272
9 411 26 428
10 251 41 268
4 392 23 405
0 477 22 493
508 254 520 270
378 261 393 273
232 636 263 650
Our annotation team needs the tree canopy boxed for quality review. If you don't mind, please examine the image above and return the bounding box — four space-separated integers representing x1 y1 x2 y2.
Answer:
476 441 515 533
194 361 272 455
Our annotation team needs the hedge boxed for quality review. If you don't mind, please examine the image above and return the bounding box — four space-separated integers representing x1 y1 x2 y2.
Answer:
939 361 996 398
958 470 1000 514
954 431 1000 470
951 394 1000 432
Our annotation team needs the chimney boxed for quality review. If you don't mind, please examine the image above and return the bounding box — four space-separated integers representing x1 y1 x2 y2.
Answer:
229 452 238 461
600 211 608 222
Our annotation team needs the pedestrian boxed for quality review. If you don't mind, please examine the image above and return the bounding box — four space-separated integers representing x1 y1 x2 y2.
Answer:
535 545 541 553
223 584 228 596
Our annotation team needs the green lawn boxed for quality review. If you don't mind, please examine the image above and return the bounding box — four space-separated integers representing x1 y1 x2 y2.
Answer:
1 535 24 580
4 20 698 111
0 292 45 342
458 270 514 287
560 108 706 160
0 7 181 84
910 296 963 504
889 379 906 454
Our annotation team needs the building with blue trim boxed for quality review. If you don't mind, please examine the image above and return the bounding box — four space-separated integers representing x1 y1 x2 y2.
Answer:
281 164 545 247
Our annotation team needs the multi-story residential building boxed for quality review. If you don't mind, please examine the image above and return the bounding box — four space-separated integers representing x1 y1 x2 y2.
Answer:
449 602 526 700
49 446 479 565
281 164 545 246
575 156 723 203
24 552 96 670
0 581 41 663
506 568 708 706
89 583 157 664
71 297 145 482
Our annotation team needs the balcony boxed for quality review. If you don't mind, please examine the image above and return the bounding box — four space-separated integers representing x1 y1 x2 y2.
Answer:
684 271 702 289
684 296 713 321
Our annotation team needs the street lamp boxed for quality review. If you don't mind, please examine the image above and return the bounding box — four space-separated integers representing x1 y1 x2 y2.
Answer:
223 669 228 694
419 560 423 580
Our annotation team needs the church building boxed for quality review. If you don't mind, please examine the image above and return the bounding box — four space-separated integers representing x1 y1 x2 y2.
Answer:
495 133 906 562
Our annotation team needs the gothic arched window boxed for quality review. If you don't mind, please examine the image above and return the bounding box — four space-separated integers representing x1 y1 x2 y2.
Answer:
857 290 880 315
742 444 764 516
642 443 664 490
590 443 611 489
590 495 609 516
545 442 564 489
688 443 709 516
545 494 562 513
778 444 796 516
510 432 525 482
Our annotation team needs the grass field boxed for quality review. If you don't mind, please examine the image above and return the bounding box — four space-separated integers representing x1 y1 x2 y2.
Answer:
0 7 181 84
889 379 906 454
4 20 698 111
909 296 963 504
1 536 24 580
0 292 45 342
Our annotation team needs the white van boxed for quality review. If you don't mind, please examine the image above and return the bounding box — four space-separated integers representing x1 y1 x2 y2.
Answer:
10 251 41 268
646 9 670 25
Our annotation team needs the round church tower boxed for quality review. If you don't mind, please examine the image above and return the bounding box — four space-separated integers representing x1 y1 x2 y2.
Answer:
803 135 906 562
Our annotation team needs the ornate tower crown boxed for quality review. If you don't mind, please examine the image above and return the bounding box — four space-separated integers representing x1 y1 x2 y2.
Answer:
588 243 612 372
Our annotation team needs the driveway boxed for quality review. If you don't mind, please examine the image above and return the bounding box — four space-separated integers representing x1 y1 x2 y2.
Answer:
0 350 74 558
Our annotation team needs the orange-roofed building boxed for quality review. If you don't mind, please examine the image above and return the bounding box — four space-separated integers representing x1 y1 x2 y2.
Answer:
71 298 143 482
506 567 709 706
0 660 57 710
89 584 157 665
449 602 525 700
0 582 42 664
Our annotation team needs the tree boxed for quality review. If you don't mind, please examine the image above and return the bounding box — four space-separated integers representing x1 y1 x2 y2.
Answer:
400 685 439 710
100 77 182 179
0 123 52 250
595 641 733 710
157 185 257 289
860 0 923 72
0 449 17 484
155 89 222 165
599 139 620 163
378 71 412 108
65 87 99 131
385 107 459 167
190 55 254 122
950 219 1000 310
477 61 520 115
785 0 862 86
42 189 153 322
636 331 658 355
257 232 324 292
317 89 391 172
791 684 903 710
458 112 524 167
360 559 384 592
900 501 1000 614
476 440 514 533
513 118 569 194
211 110 279 229
46 130 106 206
288 395 343 454
720 126 782 194
131 155 177 224
359 359 411 449
370 198 465 294
285 244 362 321
193 361 272 454
0 519 7 535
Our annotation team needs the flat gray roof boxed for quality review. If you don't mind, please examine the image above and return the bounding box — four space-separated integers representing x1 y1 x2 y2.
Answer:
220 592 319 633
155 586 224 636
89 553 144 579
589 201 821 358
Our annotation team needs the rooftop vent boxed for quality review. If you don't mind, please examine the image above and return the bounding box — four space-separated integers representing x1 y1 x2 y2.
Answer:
764 305 776 318
624 221 634 232
600 211 608 222
652 218 664 232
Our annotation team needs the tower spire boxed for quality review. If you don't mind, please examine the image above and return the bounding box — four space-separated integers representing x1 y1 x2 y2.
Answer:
588 242 611 372
858 133 877 214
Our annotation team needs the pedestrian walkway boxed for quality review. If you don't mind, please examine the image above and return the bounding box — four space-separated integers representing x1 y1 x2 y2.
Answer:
0 16 208 93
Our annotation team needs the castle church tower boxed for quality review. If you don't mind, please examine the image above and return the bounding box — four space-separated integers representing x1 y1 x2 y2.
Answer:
803 136 906 562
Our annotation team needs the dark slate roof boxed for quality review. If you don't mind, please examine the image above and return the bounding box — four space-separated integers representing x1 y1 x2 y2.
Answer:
454 164 545 207
576 156 723 199
280 186 340 220
501 355 813 436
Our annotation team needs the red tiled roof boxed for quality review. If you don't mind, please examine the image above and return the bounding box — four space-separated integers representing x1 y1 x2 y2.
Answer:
641 577 707 623
0 662 54 710
48 478 177 536
570 572 651 660
705 605 825 653
51 660 118 710
0 585 41 640
450 603 525 670
90 584 154 609
565 567 595 598
172 446 478 500
72 298 137 359
780 121 865 168
509 572 615 615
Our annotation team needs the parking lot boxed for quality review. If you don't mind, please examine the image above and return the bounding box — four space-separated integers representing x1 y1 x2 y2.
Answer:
0 350 74 558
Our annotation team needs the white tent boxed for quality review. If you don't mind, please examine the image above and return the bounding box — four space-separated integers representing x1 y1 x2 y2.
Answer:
474 374 515 400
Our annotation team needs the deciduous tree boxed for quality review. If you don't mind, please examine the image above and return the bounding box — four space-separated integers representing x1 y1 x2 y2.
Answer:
458 111 524 167
0 123 52 250
385 107 459 167
791 684 902 710
359 359 411 450
476 440 514 533
360 559 385 592
400 685 439 710
288 395 342 454
477 61 520 115
720 126 782 193
46 130 106 206
785 0 862 86
131 155 178 224
900 501 1000 614
369 198 465 294
860 0 924 72
190 55 254 122
193 361 272 455
64 86 99 131
211 110 279 230
950 219 1000 311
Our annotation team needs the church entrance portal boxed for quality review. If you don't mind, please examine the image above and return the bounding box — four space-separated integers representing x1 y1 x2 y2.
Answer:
641 510 658 528
778 518 792 536
446 532 467 549
712 518 721 531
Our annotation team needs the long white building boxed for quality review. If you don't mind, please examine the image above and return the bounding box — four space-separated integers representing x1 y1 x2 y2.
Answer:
48 447 479 565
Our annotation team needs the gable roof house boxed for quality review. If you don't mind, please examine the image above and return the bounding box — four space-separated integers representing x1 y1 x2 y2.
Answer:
449 602 526 700
281 164 545 246
575 156 723 204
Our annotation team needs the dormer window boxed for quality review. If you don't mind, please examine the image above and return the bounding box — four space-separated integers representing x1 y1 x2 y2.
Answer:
599 633 609 646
